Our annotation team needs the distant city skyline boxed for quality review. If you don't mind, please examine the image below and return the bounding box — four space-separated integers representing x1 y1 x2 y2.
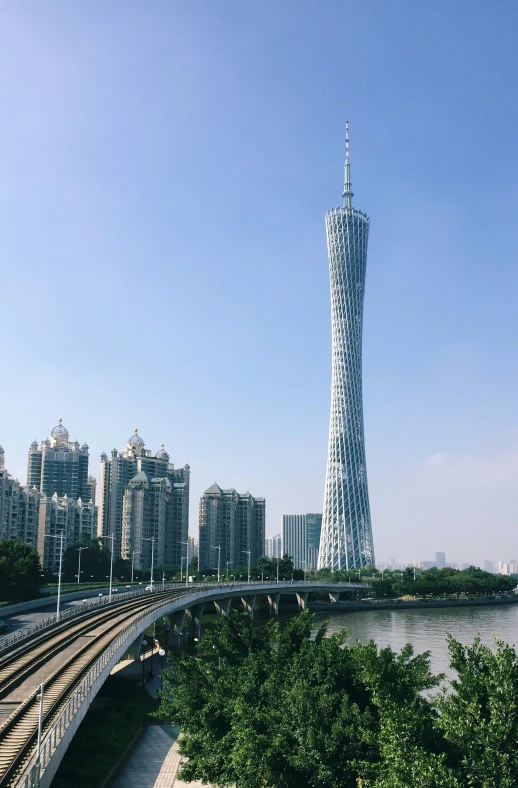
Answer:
2 3 518 566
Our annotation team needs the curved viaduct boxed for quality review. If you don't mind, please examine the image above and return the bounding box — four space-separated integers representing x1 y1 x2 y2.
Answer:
1 581 367 788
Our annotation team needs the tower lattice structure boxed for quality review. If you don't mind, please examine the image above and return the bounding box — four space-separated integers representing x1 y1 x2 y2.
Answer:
318 121 375 570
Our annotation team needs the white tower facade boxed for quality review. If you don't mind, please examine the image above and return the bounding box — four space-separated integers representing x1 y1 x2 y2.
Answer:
318 122 375 570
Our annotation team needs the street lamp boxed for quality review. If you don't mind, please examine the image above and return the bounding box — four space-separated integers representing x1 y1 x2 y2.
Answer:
162 572 166 591
180 555 186 582
140 639 148 686
44 532 64 621
242 550 251 584
131 550 140 584
226 560 233 582
142 537 156 591
211 545 221 583
301 560 307 583
100 534 115 601
159 648 166 691
36 682 45 767
179 540 190 587
76 546 88 584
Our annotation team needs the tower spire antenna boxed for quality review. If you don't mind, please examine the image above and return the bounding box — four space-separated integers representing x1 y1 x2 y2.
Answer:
342 118 354 209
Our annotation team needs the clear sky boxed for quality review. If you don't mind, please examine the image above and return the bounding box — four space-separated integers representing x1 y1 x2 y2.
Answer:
2 1 518 567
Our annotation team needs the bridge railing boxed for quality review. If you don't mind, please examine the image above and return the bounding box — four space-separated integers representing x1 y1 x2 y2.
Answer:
18 588 205 788
0 580 291 656
0 584 187 656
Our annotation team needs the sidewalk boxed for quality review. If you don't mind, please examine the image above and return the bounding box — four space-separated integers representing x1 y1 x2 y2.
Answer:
112 724 209 788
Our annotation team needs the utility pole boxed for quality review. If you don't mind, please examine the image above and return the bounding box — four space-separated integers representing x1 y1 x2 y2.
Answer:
211 545 221 583
242 550 251 584
100 534 115 601
143 537 156 591
226 560 233 581
45 532 64 621
76 546 88 584
131 550 140 583
179 540 189 586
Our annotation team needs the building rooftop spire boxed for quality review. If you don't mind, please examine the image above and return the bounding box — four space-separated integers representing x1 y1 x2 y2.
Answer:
342 119 354 210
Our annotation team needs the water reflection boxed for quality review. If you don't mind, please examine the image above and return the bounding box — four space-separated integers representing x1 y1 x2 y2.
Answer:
313 604 518 677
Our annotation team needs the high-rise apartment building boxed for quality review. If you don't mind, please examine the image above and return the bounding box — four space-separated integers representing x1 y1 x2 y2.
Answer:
121 470 188 570
27 419 91 502
265 534 282 559
98 430 189 565
435 551 446 569
484 560 494 573
319 122 375 570
0 451 40 548
37 493 95 573
281 513 322 570
198 484 265 571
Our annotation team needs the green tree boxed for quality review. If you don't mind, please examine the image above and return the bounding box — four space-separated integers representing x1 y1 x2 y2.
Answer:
156 611 448 787
0 538 42 601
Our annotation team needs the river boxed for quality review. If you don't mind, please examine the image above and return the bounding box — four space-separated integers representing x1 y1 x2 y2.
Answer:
312 603 518 677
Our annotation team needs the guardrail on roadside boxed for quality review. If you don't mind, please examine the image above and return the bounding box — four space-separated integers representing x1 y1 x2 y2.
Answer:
0 584 183 656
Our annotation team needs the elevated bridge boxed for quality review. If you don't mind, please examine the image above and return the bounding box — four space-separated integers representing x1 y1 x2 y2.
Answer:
0 581 367 788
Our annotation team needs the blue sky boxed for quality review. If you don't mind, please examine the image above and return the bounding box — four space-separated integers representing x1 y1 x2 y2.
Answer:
2 1 518 566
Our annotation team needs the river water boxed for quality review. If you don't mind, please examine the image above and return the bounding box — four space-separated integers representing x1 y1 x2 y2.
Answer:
313 604 518 678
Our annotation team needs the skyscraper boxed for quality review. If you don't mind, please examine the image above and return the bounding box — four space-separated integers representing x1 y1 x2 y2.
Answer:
27 419 91 502
318 122 375 570
198 484 265 572
281 513 322 570
98 430 189 565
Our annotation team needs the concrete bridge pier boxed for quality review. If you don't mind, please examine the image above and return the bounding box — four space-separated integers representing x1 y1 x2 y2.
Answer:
329 592 340 603
186 603 205 641
241 595 256 619
296 592 308 610
169 610 186 647
268 593 281 617
214 598 232 617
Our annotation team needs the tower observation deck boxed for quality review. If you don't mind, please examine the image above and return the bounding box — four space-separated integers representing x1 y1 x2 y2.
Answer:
318 122 375 570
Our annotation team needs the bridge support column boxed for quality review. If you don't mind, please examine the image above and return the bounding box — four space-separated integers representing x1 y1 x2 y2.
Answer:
329 593 340 603
296 592 308 610
214 598 232 617
186 603 205 641
171 610 186 647
241 595 256 620
267 593 281 617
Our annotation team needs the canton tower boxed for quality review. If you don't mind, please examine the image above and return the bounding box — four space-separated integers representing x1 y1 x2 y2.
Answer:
318 122 375 570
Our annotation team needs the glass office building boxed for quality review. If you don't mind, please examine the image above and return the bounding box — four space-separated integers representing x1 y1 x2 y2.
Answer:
318 123 375 570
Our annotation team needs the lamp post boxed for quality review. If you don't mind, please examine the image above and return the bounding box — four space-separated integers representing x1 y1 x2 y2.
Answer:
100 534 114 601
242 550 251 584
226 560 233 582
179 540 189 587
76 546 88 584
211 545 221 583
159 648 166 691
36 682 45 763
180 555 186 582
131 550 140 584
162 572 166 591
45 532 64 622
277 554 280 583
301 560 307 583
140 639 147 686
142 537 156 591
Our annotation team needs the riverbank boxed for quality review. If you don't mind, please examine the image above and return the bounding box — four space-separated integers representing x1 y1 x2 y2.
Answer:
309 595 518 612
